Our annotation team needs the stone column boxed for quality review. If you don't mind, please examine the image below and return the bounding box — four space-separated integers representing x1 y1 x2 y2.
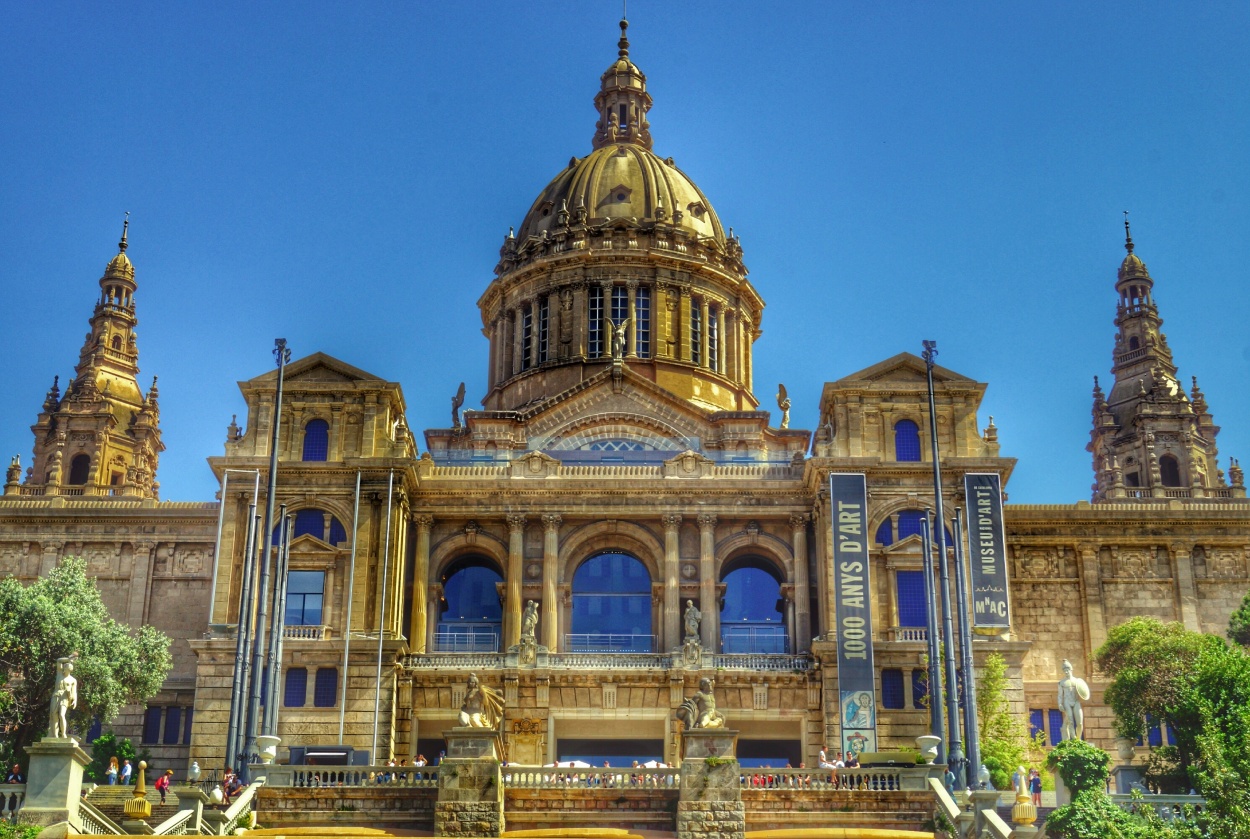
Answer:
541 515 562 650
678 288 693 362
598 280 613 358
1170 542 1201 632
743 316 754 393
699 298 711 369
626 281 638 357
505 515 526 648
528 301 540 370
790 514 811 652
1076 547 1108 657
127 541 156 628
410 515 433 652
39 541 61 577
663 514 683 649
698 514 718 651
511 307 523 376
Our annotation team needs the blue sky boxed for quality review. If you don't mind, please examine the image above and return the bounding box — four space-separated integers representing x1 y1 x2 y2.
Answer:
2 1 1247 504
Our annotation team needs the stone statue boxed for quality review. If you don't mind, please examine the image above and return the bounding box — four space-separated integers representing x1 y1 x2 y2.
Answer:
451 382 466 429
683 600 701 641
675 677 726 730
611 318 631 360
776 384 791 430
458 672 504 729
1057 659 1090 741
48 657 78 739
5 455 20 485
521 600 538 641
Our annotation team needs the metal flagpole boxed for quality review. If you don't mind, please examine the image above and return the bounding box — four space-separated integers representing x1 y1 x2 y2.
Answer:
266 511 295 736
225 501 257 772
372 470 394 763
953 508 983 787
236 511 262 775
261 505 290 736
923 339 965 788
246 338 291 764
920 514 946 764
339 471 362 742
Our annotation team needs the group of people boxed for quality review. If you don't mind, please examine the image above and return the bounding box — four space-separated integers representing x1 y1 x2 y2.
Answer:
1012 767 1044 806
104 757 176 803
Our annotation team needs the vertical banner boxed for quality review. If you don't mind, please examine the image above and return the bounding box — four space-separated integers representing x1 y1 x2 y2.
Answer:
829 473 877 757
964 473 1011 633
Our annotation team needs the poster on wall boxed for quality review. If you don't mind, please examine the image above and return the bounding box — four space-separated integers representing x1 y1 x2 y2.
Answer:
964 472 1012 634
828 472 877 756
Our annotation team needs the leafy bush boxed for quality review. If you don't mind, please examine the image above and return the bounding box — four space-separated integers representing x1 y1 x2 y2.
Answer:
86 729 150 784
1045 739 1111 797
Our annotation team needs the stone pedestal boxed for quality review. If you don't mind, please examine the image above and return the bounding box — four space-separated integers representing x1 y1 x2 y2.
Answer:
1052 770 1071 806
18 738 91 828
969 788 1001 836
677 730 744 839
435 728 505 838
1112 764 1147 794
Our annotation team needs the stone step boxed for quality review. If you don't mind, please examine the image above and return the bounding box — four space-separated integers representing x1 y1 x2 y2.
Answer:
85 787 184 827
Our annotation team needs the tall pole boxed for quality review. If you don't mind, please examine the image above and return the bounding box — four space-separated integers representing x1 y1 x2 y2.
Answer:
225 502 258 771
920 514 946 764
923 338 964 788
953 508 982 787
372 470 395 763
246 338 291 763
339 471 362 742
264 511 294 737
261 505 290 736
212 470 260 628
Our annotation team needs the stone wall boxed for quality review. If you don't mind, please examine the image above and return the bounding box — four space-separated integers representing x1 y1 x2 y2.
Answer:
256 785 436 831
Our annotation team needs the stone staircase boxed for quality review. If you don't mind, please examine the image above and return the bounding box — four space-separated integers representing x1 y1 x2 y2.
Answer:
996 802 1053 835
85 785 185 827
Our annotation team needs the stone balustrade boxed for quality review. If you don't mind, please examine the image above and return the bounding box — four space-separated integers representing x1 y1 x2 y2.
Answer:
399 652 815 671
1 784 25 821
504 767 678 789
740 766 917 791
260 765 438 788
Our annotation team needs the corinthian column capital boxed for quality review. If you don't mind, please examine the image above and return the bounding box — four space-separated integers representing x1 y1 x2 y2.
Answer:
542 514 563 533
506 514 527 533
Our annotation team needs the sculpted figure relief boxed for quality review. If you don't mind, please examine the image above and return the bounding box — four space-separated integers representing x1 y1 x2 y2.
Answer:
459 672 504 729
684 600 701 641
521 600 539 641
611 318 631 360
1057 659 1090 741
676 677 726 730
49 657 78 739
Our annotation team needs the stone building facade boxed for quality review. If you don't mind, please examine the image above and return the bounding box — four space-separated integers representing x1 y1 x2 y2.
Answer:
2 20 1248 774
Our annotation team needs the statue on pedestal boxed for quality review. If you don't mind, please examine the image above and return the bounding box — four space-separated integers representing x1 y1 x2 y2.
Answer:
684 600 701 641
48 657 78 739
1057 659 1090 741
517 600 540 665
459 673 504 729
676 677 726 730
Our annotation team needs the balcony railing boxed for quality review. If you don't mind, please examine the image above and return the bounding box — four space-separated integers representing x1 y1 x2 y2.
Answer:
721 625 788 654
564 633 654 653
400 651 815 672
260 765 438 788
434 626 500 653
886 626 928 642
1 784 25 822
283 625 331 640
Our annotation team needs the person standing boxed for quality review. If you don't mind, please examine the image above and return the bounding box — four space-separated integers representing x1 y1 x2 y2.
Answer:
119 759 132 785
106 757 119 785
1029 769 1042 806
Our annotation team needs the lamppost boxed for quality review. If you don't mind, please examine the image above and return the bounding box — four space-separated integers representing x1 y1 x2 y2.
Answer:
922 339 965 788
920 514 945 763
219 468 259 775
953 508 983 787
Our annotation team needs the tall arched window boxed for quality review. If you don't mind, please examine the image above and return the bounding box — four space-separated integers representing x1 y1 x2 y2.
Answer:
571 552 652 652
874 510 953 546
721 561 785 653
274 508 347 545
1159 455 1183 487
67 454 91 486
437 558 503 652
302 419 329 461
894 420 921 462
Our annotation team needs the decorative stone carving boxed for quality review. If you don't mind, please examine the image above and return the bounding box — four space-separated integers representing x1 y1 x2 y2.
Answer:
1207 548 1245 579
675 677 725 730
1014 547 1059 578
776 384 791 430
458 673 504 729
684 600 702 641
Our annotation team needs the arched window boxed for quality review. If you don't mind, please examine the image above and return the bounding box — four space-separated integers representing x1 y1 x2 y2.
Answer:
571 552 652 652
721 561 786 653
437 558 503 652
1159 455 1182 487
67 454 91 485
894 420 922 462
302 419 329 461
1128 336 1140 351
875 511 952 546
274 508 347 545
110 335 122 350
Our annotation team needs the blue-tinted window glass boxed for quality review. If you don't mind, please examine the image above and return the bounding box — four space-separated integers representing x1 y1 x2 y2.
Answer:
284 668 307 708
286 571 324 626
881 669 905 709
302 419 329 462
1165 722 1176 746
1147 715 1163 747
571 553 652 652
708 305 719 372
636 287 651 358
611 286 628 327
538 297 549 362
86 717 103 743
279 509 346 545
897 570 927 627
1029 709 1045 740
437 563 504 652
691 306 702 365
875 520 893 546
913 670 929 708
588 287 604 357
143 707 162 744
895 420 921 462
521 307 533 370
898 510 926 540
1048 709 1064 746
163 706 182 745
314 668 338 707
182 708 194 745
721 566 785 653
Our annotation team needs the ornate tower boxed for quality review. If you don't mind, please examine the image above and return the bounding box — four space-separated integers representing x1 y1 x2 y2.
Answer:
1087 219 1241 501
18 220 164 498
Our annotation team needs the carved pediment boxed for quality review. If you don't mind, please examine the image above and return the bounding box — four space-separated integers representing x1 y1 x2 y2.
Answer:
246 352 386 386
835 352 976 386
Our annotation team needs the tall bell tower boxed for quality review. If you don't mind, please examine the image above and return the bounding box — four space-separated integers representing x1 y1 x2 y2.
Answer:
1088 217 1243 501
16 219 164 499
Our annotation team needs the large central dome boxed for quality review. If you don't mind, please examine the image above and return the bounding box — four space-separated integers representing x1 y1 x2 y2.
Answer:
477 19 763 415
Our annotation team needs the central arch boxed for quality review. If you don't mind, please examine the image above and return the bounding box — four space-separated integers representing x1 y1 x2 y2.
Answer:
570 552 653 652
720 556 786 653
436 555 503 652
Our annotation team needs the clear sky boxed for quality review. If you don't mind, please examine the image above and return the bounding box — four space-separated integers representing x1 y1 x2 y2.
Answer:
2 1 1247 504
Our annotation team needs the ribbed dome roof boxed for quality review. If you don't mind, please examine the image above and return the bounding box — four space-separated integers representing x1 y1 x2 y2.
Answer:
516 144 726 244
1117 252 1150 283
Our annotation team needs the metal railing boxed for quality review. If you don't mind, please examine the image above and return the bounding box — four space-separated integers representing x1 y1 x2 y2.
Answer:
0 784 24 822
741 767 903 791
720 626 789 654
261 765 438 788
434 627 500 652
564 633 654 653
505 767 678 789
399 650 814 671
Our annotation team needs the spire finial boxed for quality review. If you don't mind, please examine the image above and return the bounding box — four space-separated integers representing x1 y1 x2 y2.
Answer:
119 211 130 253
618 15 629 59
1123 210 1133 254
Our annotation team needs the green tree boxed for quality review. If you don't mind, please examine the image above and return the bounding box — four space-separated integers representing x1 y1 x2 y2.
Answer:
0 557 172 766
975 652 1027 789
86 730 150 785
1228 588 1250 647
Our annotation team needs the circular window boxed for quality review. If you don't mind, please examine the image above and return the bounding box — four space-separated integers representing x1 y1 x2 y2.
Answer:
617 193 627 201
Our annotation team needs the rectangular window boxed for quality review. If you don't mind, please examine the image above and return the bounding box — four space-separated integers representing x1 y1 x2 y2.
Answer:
881 668 905 709
896 570 927 627
708 305 719 372
521 307 533 370
314 668 339 707
87 717 103 744
183 707 194 745
142 707 162 744
912 669 929 709
635 287 651 358
162 706 182 745
1048 709 1064 746
611 285 628 328
538 297 549 363
286 571 325 626
1029 709 1045 740
691 303 702 365
284 667 308 708
588 286 604 357
1147 715 1163 747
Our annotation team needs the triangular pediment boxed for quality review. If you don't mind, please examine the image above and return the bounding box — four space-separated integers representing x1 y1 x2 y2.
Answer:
246 352 386 386
835 352 976 386
289 532 339 552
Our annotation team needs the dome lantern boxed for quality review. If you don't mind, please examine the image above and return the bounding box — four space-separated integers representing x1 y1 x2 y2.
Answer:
592 19 653 151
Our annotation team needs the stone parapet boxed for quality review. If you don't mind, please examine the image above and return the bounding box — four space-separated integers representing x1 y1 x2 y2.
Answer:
676 801 745 839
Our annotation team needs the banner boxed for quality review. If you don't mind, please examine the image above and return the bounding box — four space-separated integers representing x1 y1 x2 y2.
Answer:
964 473 1011 633
829 473 877 757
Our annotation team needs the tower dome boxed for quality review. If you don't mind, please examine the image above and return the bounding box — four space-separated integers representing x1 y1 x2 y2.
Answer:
479 19 762 415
